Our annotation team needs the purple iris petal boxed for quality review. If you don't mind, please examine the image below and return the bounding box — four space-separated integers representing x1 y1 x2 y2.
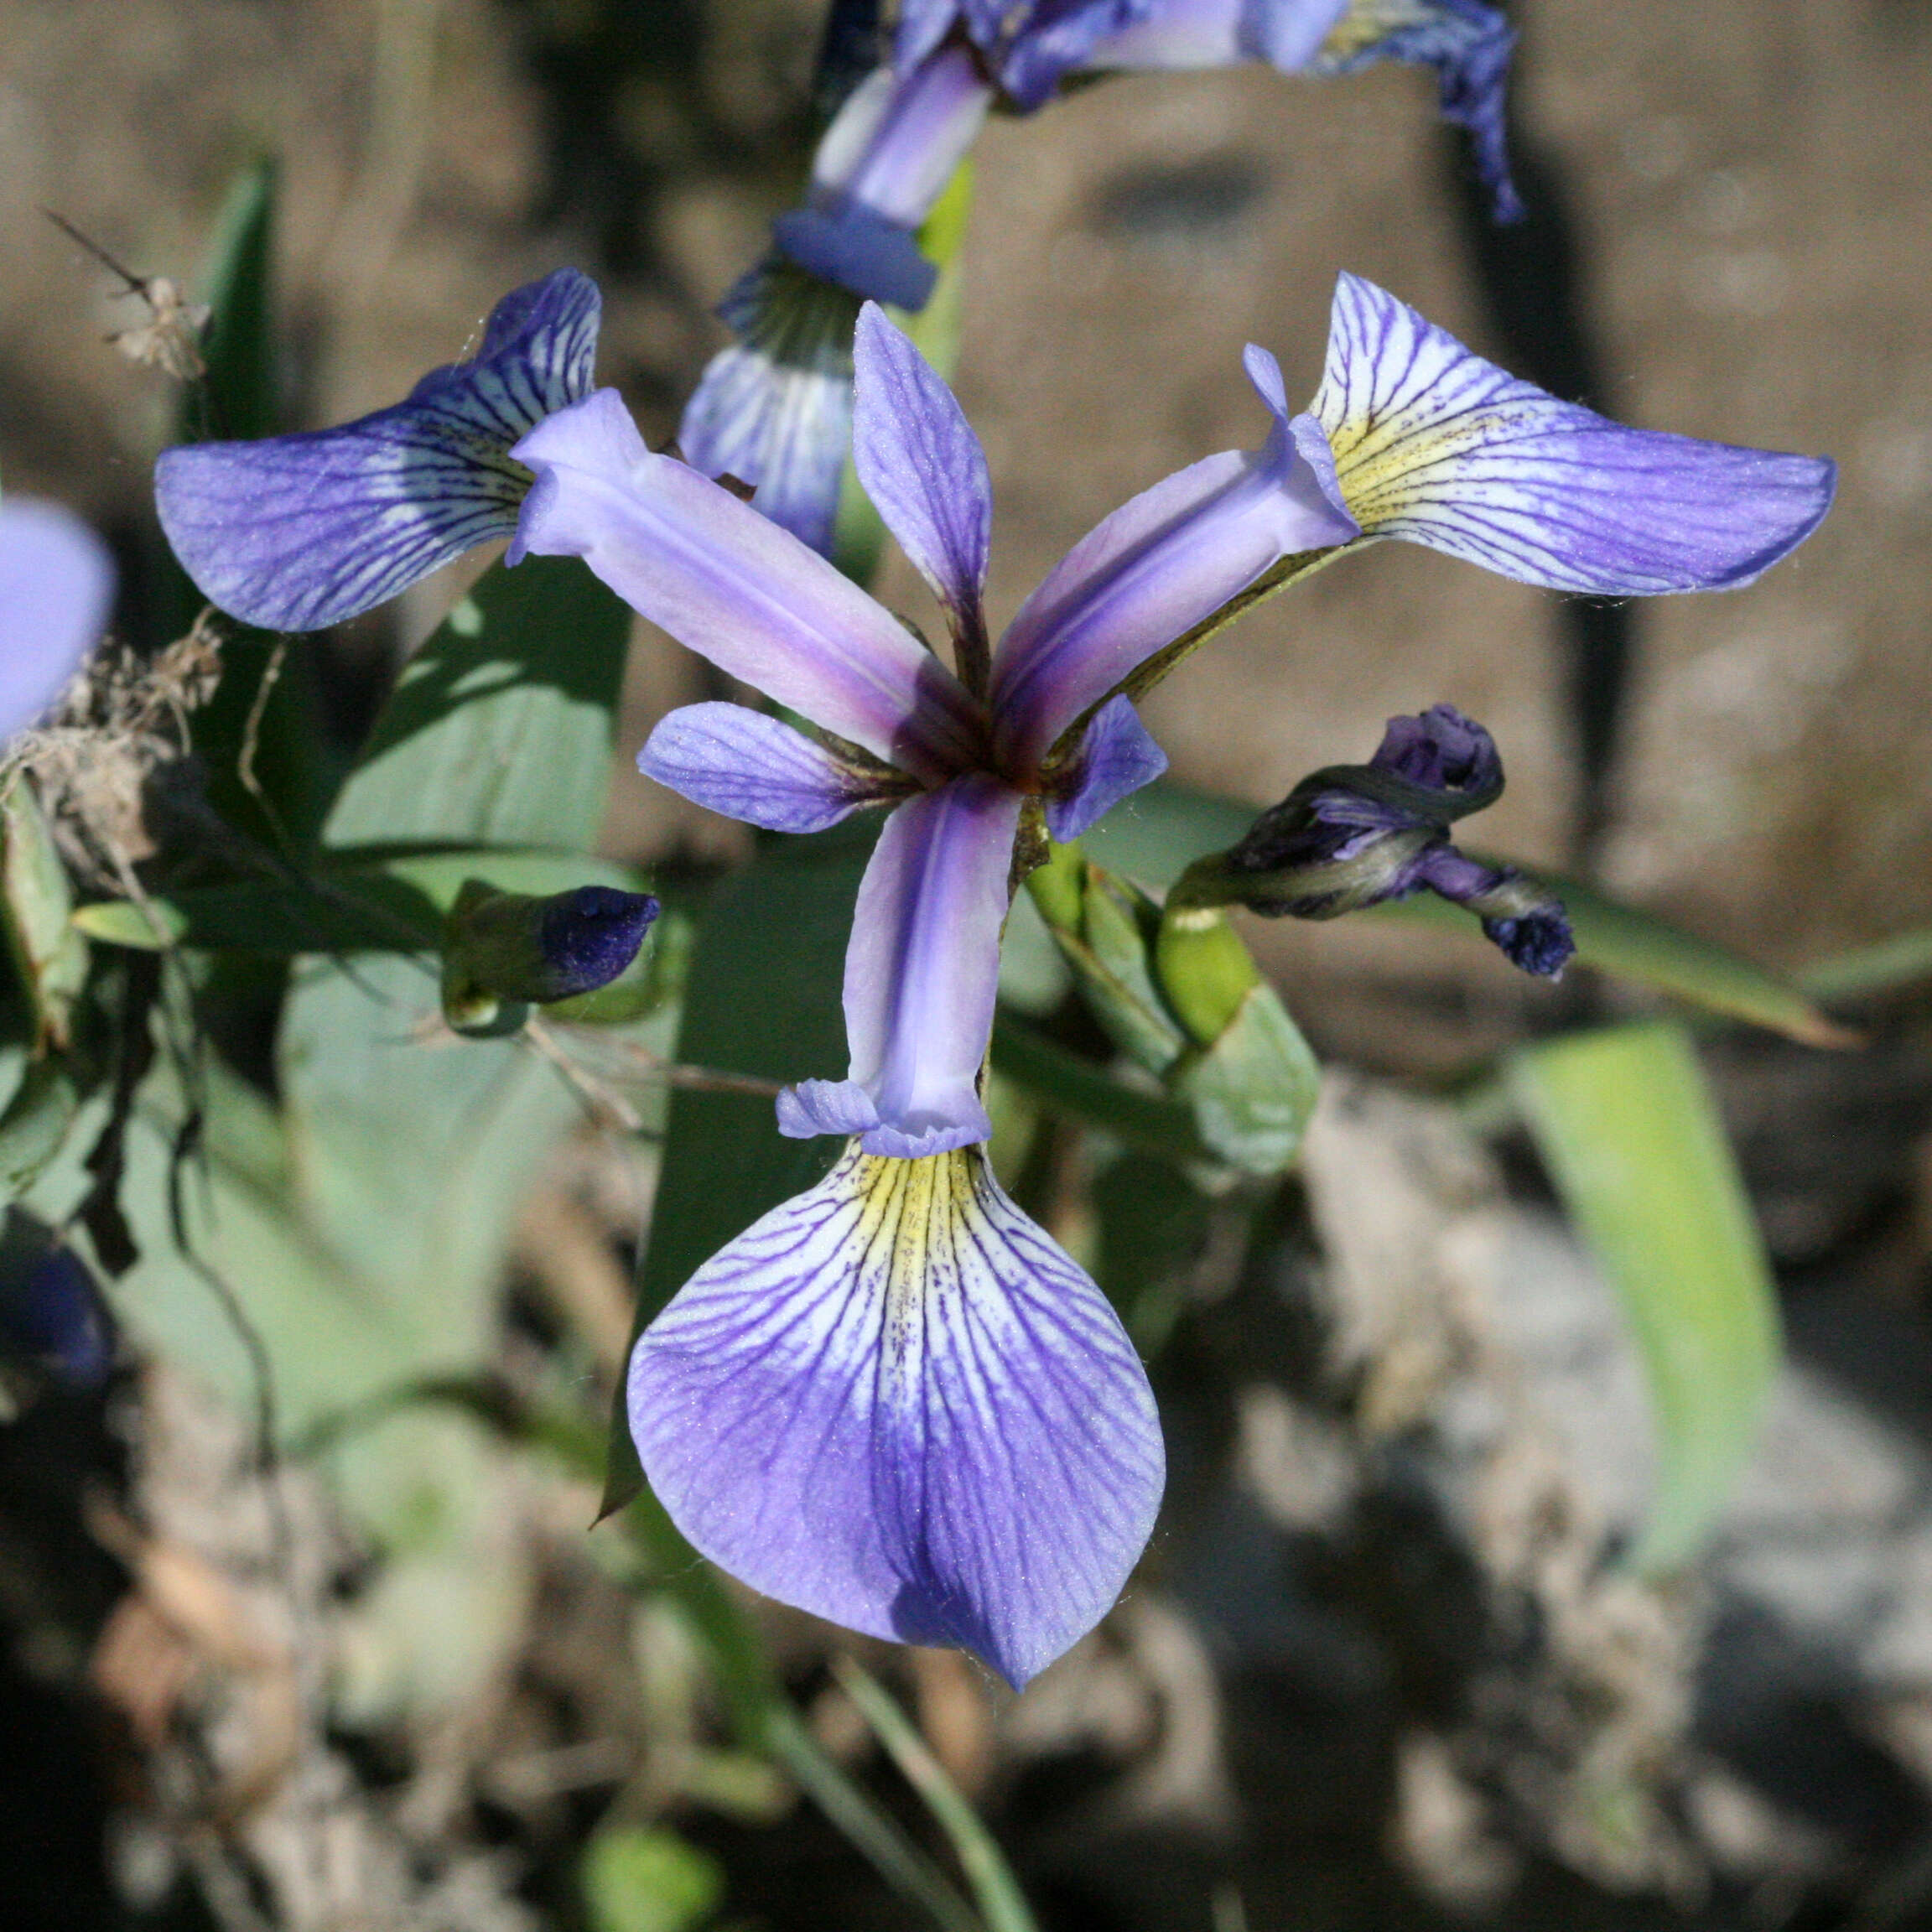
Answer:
1311 0 1521 220
0 501 113 738
778 46 994 309
991 351 1358 777
776 1078 885 1139
1087 0 1348 70
511 389 987 782
641 703 903 833
628 1142 1166 1688
678 257 860 558
989 0 1162 108
851 304 992 660
896 0 963 70
1311 273 1837 594
155 268 599 631
1045 693 1169 841
837 773 1024 1156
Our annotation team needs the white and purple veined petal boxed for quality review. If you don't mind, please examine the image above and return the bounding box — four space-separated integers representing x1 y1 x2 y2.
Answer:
678 257 861 559
1084 0 1348 72
1310 0 1520 220
154 268 600 632
0 500 114 739
1306 273 1837 595
511 388 987 783
1044 693 1169 841
628 1142 1166 1688
640 702 910 834
775 45 993 310
798 772 1024 1159
851 304 993 665
990 345 1358 778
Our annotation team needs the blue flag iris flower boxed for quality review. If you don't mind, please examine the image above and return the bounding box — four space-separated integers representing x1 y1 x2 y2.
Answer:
496 275 1832 1685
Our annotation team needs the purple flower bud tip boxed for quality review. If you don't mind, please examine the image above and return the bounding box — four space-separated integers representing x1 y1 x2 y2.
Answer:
1483 906 1575 979
536 886 661 998
1371 702 1499 795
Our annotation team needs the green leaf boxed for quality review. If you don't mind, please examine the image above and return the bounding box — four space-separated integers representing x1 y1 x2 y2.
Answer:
2 779 87 1050
1093 1150 1212 1353
0 1052 82 1195
605 823 871 1513
990 1014 1206 1165
191 155 279 444
833 1656 1040 1932
164 157 335 854
73 849 649 954
582 1827 724 1932
1509 1021 1782 1571
1173 979 1320 1176
1798 927 1932 1005
1088 782 1848 1047
325 553 631 853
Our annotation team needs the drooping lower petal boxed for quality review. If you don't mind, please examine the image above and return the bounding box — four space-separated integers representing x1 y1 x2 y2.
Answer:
0 500 113 738
1044 693 1169 842
628 1142 1166 1688
1308 273 1837 595
512 389 986 782
851 304 993 667
991 352 1358 777
155 268 600 631
1311 0 1521 219
834 773 1025 1157
678 257 861 558
640 702 909 833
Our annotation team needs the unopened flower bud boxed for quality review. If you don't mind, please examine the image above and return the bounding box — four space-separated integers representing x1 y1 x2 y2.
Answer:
441 880 659 1036
1168 704 1573 979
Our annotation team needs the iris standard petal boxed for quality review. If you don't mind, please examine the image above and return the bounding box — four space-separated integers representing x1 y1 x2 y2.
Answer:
1045 693 1169 842
678 257 860 558
896 0 963 70
839 773 1024 1156
1309 273 1837 595
852 304 993 661
991 358 1358 776
0 500 113 738
1311 0 1520 219
628 1142 1166 1687
777 47 994 309
640 702 907 833
512 389 986 782
1086 0 1348 70
154 267 600 631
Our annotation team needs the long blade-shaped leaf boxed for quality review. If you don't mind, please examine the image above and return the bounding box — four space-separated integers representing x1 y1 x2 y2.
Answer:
1510 1021 1782 1571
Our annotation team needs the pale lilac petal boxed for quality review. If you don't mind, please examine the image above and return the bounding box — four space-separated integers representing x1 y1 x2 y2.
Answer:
155 268 599 631
1086 0 1348 70
0 501 113 737
851 304 991 649
782 47 992 307
840 774 1023 1155
1311 273 1836 594
990 0 1158 108
678 257 860 558
776 1078 881 1139
1311 0 1521 219
896 0 962 70
990 354 1358 777
639 703 902 833
628 1143 1166 1687
512 390 986 782
1045 695 1169 842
